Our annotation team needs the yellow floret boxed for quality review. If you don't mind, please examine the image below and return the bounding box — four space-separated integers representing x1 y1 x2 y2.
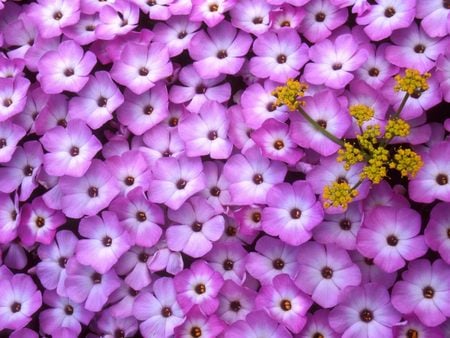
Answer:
385 118 410 139
349 104 375 126
394 69 431 96
360 147 390 183
389 148 423 178
337 142 365 170
272 79 308 111
322 181 358 210
356 125 381 152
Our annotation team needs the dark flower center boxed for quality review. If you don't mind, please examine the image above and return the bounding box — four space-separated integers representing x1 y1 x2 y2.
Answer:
136 211 147 222
195 84 207 94
253 174 264 185
59 256 68 268
280 299 292 311
64 68 74 77
315 12 326 22
102 236 112 247
23 165 34 176
364 257 374 265
139 252 149 262
35 216 45 228
290 208 302 219
384 7 396 17
273 140 284 150
223 259 234 271
85 25 95 31
414 44 426 53
124 176 135 186
91 272 102 284
230 300 241 312
423 286 434 298
210 186 221 197
360 309 373 322
88 186 99 197
209 3 219 11
143 105 153 115
340 219 352 230
64 304 74 315
447 228 450 239
70 146 79 157
217 50 228 59
139 67 149 76
11 210 17 221
277 54 287 64
436 174 448 185
252 16 263 24
178 31 187 39
163 150 172 157
406 329 418 338
266 102 277 112
386 235 398 246
114 329 125 338
317 119 327 129
129 288 138 297
332 63 342 70
191 221 203 232
321 266 333 279
195 283 206 294
444 0 450 9
337 176 348 184
208 130 218 140
10 302 21 313
226 225 237 236
3 98 12 107
191 326 202 338
252 212 261 223
369 67 380 77
161 306 172 317
0 138 6 148
57 119 67 127
147 0 156 5
97 96 108 107
176 179 187 190
411 90 422 99
272 258 285 270
169 117 179 127
53 11 63 20
313 333 324 338
281 20 291 27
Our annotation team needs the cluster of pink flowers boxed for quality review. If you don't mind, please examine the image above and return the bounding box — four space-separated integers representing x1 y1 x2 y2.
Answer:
0 0 449 337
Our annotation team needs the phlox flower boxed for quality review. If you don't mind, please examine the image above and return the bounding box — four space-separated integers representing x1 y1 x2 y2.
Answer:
131 0 174 21
93 309 138 338
188 20 252 79
190 0 237 27
62 14 101 46
350 251 397 289
330 0 370 15
34 94 70 135
204 242 247 284
217 280 257 324
199 161 231 212
298 309 340 338
173 306 226 337
436 53 450 102
95 0 139 40
0 76 30 122
269 5 305 31
13 86 48 134
0 192 19 244
37 40 96 94
80 0 117 15
424 202 450 265
115 247 154 291
3 16 38 60
0 120 26 163
393 314 446 338
107 282 147 319
416 0 450 38
229 0 271 36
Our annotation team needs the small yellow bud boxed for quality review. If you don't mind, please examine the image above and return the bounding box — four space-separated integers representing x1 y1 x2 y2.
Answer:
322 181 358 210
394 69 431 97
337 142 364 170
356 125 381 152
390 148 423 178
272 79 308 111
360 147 390 183
385 118 410 139
349 104 375 126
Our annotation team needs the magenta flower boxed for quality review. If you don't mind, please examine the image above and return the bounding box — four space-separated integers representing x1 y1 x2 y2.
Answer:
304 34 368 89
296 242 361 308
174 260 224 315
269 4 305 32
37 40 96 94
204 242 247 284
68 71 124 129
298 309 340 338
190 0 237 27
188 20 252 79
178 101 233 159
115 247 154 291
0 192 19 244
59 159 120 218
40 119 101 177
424 202 450 265
230 0 271 36
36 230 78 297
173 306 226 337
329 283 401 337
392 259 450 327
94 309 138 338
0 76 30 122
223 147 287 205
133 277 185 338
356 0 416 41
416 0 450 38
34 94 70 136
393 314 445 338
95 0 139 40
0 120 25 163
217 280 257 324
75 211 132 274
262 181 323 246
199 161 231 212
249 29 309 83
246 236 299 284
166 196 225 257
256 274 313 333
350 251 397 289
291 90 351 156
110 41 172 95
18 197 66 246
109 188 164 248
62 14 101 46
409 141 450 203
436 53 450 103
357 206 428 273
0 273 42 331
148 155 206 210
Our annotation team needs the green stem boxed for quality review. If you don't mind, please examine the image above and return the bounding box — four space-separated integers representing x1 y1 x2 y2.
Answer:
351 179 364 191
297 106 344 147
393 93 409 119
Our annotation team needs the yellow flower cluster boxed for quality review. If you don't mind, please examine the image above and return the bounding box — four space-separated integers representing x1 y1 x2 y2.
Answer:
322 181 358 210
385 118 410 139
394 69 431 96
337 142 364 170
356 125 381 152
349 104 374 126
272 79 308 111
389 148 423 178
360 147 390 184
